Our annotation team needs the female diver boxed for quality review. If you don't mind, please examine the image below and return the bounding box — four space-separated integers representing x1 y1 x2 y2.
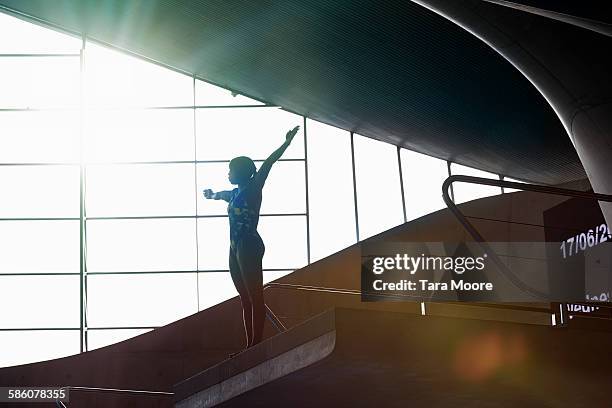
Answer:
203 125 300 353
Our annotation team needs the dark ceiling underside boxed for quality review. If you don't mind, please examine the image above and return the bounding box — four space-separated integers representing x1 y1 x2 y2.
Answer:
0 0 591 184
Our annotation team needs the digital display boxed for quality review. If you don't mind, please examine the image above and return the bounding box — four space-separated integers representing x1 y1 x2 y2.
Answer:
543 194 612 318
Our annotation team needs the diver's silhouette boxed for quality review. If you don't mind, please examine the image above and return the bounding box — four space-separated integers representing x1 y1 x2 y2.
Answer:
203 125 300 354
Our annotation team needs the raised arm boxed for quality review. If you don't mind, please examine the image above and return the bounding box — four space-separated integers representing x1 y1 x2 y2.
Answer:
254 125 300 187
203 189 234 202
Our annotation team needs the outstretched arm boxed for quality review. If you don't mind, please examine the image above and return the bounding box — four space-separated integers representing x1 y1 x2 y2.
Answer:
254 125 300 187
203 189 234 202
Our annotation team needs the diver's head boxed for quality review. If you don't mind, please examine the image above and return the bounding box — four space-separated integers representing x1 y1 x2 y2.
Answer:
228 156 256 185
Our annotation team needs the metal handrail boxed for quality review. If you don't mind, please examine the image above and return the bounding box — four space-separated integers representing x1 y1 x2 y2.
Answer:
262 178 612 331
441 175 612 301
262 281 553 333
263 282 553 311
263 282 426 333
264 282 424 300
442 175 612 240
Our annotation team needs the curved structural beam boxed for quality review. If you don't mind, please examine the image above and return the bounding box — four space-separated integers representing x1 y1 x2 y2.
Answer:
413 0 612 227
481 0 612 38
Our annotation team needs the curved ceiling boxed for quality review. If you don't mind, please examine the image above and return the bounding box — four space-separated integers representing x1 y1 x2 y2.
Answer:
0 0 591 184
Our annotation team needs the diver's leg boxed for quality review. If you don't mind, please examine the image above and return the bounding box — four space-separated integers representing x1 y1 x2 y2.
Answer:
229 245 253 348
236 235 265 346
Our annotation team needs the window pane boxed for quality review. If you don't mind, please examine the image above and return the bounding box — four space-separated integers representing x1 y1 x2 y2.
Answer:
196 162 306 216
261 161 306 214
259 216 308 269
86 219 197 272
0 165 80 218
0 12 81 54
0 111 79 163
450 163 502 204
87 273 198 327
197 217 229 270
400 149 449 221
503 177 526 193
197 272 238 310
84 109 194 162
84 42 193 108
195 79 264 106
0 275 79 328
86 164 195 217
87 328 152 351
196 164 233 216
307 119 356 261
264 270 294 284
0 57 79 109
353 135 404 240
0 220 79 274
0 330 80 368
196 107 304 160
196 270 294 311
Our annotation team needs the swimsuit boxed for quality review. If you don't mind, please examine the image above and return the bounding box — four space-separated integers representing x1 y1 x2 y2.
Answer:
227 186 262 250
